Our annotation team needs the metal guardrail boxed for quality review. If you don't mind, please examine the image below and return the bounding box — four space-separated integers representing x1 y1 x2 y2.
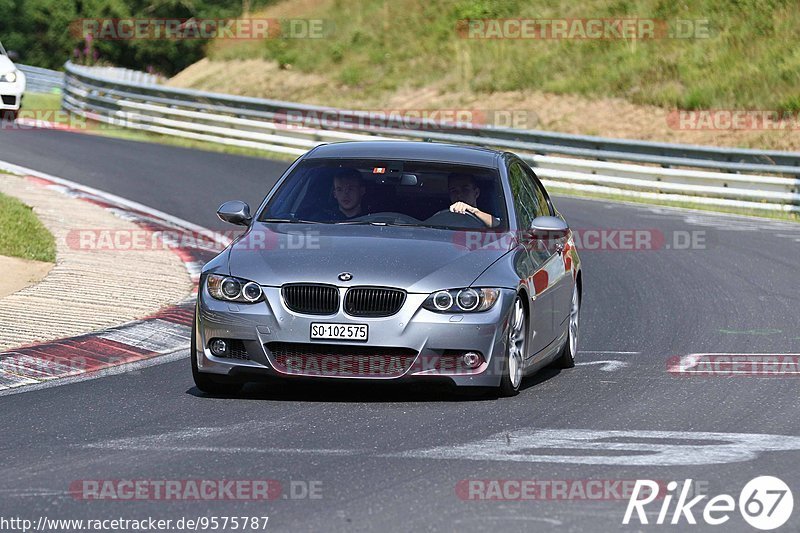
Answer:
61 61 800 214
18 64 64 94
66 63 164 86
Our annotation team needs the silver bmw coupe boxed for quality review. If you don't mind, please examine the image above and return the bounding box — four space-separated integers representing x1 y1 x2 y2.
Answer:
192 141 581 396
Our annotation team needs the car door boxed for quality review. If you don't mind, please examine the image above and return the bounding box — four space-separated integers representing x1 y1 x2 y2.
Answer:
522 163 573 339
507 160 558 360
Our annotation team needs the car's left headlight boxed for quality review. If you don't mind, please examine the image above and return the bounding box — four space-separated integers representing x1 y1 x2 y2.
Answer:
422 288 501 313
0 71 17 83
206 274 264 303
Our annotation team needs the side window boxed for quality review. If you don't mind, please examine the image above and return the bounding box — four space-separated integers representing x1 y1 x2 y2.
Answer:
526 172 551 218
508 161 542 228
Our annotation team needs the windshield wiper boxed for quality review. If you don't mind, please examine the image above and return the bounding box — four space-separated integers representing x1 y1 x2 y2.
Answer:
261 218 320 224
334 220 439 228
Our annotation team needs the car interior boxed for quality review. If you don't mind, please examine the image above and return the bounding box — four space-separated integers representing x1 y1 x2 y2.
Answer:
279 160 505 228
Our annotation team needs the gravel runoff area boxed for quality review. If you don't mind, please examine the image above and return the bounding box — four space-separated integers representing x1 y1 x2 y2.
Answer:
0 173 193 350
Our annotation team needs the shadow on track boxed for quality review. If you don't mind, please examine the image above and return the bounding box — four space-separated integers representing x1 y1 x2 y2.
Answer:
185 366 561 403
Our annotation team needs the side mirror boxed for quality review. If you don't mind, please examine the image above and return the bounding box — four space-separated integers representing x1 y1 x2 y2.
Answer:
217 201 251 226
530 216 569 238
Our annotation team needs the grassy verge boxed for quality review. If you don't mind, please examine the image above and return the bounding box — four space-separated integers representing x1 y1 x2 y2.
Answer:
209 0 800 111
0 188 57 262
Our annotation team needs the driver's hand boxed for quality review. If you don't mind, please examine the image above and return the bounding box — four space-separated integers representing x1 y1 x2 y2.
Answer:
449 202 475 215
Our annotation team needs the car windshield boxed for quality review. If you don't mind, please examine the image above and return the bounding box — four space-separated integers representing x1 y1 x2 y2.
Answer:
259 158 507 231
0 41 6 56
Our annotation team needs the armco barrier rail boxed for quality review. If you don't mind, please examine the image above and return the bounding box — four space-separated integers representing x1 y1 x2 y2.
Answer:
61 61 800 214
18 64 64 94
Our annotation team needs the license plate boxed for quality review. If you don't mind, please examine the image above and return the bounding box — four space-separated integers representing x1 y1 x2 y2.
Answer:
310 323 368 342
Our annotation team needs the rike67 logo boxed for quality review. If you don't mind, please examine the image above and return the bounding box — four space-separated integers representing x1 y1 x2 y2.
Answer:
624 476 793 530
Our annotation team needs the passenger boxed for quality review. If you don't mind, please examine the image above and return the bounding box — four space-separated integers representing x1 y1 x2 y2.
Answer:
448 173 499 227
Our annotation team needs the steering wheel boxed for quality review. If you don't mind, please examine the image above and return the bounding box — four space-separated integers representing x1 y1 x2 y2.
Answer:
427 208 485 228
352 212 420 224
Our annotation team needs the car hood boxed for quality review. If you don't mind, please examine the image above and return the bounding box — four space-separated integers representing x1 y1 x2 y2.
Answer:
226 223 512 293
0 56 15 74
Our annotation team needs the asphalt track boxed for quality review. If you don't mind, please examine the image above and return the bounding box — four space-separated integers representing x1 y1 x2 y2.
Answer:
1 128 800 532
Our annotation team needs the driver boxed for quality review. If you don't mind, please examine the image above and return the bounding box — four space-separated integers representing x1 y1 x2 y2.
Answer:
448 173 499 227
324 168 367 221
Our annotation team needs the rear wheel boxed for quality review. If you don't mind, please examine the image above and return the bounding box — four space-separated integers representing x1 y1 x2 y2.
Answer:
191 310 243 395
556 281 580 368
498 295 526 397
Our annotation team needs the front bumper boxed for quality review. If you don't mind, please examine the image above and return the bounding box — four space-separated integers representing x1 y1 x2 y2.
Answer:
0 78 25 111
195 283 516 388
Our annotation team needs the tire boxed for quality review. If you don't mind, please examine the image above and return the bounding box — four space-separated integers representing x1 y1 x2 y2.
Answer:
1 109 17 122
556 281 580 369
191 310 243 395
498 295 526 397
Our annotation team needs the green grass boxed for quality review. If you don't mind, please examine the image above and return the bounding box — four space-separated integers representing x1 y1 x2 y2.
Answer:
0 189 57 262
22 92 62 112
208 0 800 110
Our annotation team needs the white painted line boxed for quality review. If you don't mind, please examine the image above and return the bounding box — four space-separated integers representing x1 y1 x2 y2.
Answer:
0 370 40 389
466 517 563 526
81 444 364 455
0 348 188 397
389 429 800 466
578 350 640 354
674 353 704 372
97 319 190 353
575 360 629 372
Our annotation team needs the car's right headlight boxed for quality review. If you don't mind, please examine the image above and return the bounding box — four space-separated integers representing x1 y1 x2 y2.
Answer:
206 274 264 303
422 288 500 313
0 71 17 83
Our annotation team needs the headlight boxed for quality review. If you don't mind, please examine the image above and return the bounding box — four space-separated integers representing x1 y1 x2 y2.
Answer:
423 288 500 313
206 274 264 303
0 71 17 83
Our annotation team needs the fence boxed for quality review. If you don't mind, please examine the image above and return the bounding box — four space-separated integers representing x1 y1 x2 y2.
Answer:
61 61 800 214
18 64 64 94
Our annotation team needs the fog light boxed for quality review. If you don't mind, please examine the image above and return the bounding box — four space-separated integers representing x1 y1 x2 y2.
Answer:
209 338 228 357
463 352 482 369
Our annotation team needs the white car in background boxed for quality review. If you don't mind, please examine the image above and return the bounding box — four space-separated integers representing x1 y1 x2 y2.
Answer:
0 40 25 121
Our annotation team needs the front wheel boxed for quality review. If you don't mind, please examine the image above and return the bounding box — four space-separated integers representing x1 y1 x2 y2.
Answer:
191 311 243 395
498 295 526 396
556 281 580 368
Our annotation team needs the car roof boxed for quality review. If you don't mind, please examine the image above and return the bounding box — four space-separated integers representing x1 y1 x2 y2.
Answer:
304 141 502 168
